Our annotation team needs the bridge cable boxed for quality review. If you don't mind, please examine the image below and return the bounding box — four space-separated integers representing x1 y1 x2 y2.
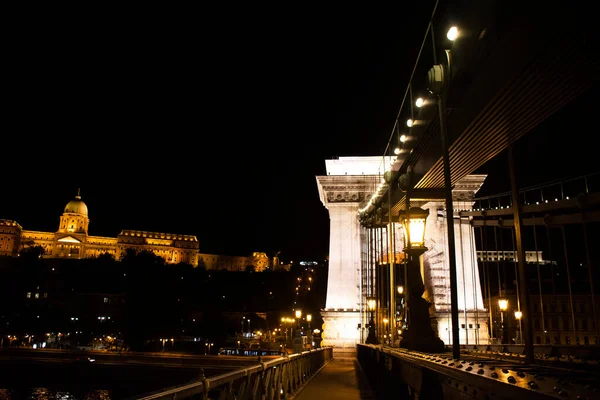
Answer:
560 226 577 342
493 224 502 342
458 211 468 344
533 225 547 343
582 221 599 342
510 227 522 344
383 0 440 158
479 225 494 345
469 222 481 345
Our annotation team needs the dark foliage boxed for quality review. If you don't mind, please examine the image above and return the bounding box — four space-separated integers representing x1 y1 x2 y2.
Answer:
0 253 328 351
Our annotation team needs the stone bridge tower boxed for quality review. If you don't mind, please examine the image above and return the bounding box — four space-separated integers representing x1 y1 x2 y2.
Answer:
316 156 489 347
316 157 382 347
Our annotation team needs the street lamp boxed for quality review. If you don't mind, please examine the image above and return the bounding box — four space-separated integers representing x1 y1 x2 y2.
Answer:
295 309 302 334
307 314 312 332
398 207 445 352
514 310 523 345
366 296 378 344
498 298 509 344
383 318 389 344
428 53 461 359
397 285 406 333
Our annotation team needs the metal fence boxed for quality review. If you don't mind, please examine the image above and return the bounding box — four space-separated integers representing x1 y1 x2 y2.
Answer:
127 346 333 400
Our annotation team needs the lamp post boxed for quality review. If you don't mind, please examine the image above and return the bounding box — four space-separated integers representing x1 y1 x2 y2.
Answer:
366 296 379 344
295 309 302 335
398 207 445 352
307 314 312 333
428 48 460 359
383 318 389 345
498 298 509 344
397 285 405 332
514 310 523 344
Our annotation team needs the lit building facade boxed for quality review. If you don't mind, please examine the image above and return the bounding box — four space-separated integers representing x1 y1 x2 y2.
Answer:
0 191 269 270
198 251 270 272
0 191 199 265
476 250 551 264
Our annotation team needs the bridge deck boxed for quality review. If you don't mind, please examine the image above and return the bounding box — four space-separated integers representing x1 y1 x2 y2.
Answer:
291 348 377 400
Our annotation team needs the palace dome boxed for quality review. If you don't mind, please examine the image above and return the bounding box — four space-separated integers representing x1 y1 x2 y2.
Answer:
64 191 88 216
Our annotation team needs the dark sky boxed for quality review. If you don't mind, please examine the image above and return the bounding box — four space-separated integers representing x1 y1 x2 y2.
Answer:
1 2 596 262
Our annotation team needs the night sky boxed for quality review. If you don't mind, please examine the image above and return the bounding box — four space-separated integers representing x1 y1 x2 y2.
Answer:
2 2 596 262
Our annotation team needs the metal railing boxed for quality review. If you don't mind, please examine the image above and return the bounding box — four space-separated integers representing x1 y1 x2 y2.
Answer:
127 347 333 400
357 344 600 399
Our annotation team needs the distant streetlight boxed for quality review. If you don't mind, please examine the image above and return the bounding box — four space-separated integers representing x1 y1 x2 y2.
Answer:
383 318 389 344
307 314 312 332
498 298 509 344
366 296 378 344
514 310 523 344
295 309 302 330
447 26 459 41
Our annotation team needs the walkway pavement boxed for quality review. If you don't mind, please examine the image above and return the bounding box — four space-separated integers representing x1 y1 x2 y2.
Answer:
290 348 378 400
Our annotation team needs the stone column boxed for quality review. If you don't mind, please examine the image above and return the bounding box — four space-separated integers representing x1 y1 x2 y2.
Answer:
316 157 382 347
422 174 490 345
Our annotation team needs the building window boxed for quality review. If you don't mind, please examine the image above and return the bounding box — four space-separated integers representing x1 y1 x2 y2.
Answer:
34 293 39 299
26 292 31 299
104 297 109 303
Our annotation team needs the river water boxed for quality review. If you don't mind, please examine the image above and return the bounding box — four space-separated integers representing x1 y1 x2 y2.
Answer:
0 387 112 400
0 363 224 399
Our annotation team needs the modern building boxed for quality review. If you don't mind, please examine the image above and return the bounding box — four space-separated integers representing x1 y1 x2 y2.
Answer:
0 191 271 271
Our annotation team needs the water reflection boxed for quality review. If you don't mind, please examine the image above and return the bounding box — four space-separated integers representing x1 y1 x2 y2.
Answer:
0 388 111 400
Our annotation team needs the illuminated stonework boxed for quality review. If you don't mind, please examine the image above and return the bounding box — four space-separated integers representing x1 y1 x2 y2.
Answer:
421 175 490 345
0 191 198 265
1 192 274 270
316 157 382 347
316 156 491 346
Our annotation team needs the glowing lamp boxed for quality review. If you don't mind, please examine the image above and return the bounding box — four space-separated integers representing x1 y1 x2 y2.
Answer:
399 207 429 249
447 26 459 41
367 297 377 311
514 310 522 319
498 298 508 311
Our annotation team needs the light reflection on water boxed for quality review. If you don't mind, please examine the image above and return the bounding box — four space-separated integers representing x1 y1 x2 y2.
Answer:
0 388 111 400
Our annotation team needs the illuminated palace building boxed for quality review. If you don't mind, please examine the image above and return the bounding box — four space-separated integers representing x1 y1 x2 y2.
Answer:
0 191 270 271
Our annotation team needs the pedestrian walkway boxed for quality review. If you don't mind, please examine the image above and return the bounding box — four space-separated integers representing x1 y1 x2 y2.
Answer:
290 348 378 400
